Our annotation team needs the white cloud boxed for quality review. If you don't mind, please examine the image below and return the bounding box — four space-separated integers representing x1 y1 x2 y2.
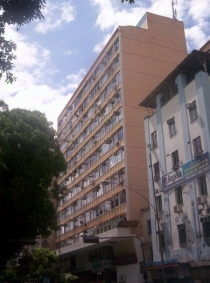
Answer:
35 0 76 34
93 33 112 53
1 67 84 129
0 25 85 129
63 49 78 56
185 25 209 51
90 0 146 31
188 0 210 22
66 68 86 83
91 0 210 54
1 0 210 132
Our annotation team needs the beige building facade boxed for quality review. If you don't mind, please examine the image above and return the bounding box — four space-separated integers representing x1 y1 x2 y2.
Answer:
56 12 187 283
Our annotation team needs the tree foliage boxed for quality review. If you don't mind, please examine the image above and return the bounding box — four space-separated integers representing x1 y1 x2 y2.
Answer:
1 248 58 282
1 248 78 283
0 103 67 269
121 0 135 3
60 273 78 283
0 0 46 83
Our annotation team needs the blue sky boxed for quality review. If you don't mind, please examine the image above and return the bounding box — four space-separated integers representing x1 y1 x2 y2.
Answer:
1 0 210 129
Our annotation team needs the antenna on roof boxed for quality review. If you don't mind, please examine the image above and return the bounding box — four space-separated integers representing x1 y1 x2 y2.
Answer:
172 0 177 19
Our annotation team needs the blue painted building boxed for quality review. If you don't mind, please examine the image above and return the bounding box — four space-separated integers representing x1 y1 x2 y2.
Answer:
140 49 210 283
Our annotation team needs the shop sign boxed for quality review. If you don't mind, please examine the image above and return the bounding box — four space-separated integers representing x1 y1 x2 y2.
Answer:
92 260 102 269
112 253 137 265
162 152 210 191
182 151 210 180
162 169 183 191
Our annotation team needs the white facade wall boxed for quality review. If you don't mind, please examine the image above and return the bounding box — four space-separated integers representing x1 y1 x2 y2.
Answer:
144 70 210 281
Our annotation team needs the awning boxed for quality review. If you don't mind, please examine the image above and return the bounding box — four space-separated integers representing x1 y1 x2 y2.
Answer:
146 258 178 270
190 261 210 268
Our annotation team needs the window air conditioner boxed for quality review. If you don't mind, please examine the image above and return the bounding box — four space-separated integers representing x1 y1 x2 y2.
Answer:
197 195 207 205
104 138 112 144
154 175 160 182
195 150 203 157
172 163 179 170
174 204 182 213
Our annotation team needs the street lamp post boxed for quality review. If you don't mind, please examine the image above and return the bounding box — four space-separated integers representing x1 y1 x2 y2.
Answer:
148 152 167 283
104 179 167 283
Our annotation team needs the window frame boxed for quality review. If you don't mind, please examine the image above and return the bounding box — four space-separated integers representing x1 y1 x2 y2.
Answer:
175 186 183 205
171 150 179 168
198 175 208 196
156 195 162 213
203 221 210 240
153 162 160 178
151 131 157 149
147 220 152 236
193 136 202 156
167 117 176 137
189 100 198 122
177 224 187 246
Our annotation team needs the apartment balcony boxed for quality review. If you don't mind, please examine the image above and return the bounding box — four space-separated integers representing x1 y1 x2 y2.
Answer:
57 203 126 242
59 118 123 185
57 159 125 213
58 61 120 137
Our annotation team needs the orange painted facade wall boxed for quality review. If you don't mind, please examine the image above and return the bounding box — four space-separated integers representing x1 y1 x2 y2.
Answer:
120 12 187 221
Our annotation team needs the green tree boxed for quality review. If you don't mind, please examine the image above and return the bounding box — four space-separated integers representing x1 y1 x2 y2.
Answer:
1 248 58 283
1 248 78 283
121 0 135 3
60 273 78 283
0 103 67 269
0 0 46 83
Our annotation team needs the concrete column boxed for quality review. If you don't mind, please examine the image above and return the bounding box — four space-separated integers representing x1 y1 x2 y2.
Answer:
176 73 192 161
156 94 172 259
195 71 210 152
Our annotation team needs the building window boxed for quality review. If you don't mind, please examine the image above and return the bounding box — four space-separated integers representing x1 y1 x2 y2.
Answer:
175 187 183 205
193 136 202 156
158 230 165 249
177 224 187 246
151 131 157 149
188 100 198 122
147 220 151 235
156 195 162 213
203 221 210 240
167 117 176 137
198 175 208 196
171 150 179 169
153 162 160 180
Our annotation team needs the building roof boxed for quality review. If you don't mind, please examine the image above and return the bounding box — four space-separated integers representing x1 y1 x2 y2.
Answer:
139 50 210 109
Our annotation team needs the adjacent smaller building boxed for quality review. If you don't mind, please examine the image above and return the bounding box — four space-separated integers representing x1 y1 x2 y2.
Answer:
140 50 210 283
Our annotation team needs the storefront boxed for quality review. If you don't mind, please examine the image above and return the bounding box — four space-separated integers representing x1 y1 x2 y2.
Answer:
191 261 210 283
146 259 193 283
